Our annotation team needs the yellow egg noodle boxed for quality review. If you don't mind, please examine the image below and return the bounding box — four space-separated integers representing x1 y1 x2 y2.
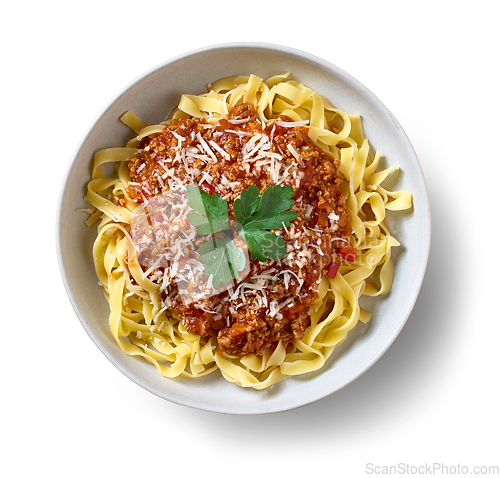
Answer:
85 73 412 389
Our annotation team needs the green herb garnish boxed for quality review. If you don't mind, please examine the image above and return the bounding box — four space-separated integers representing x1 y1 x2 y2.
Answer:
196 235 246 288
234 185 298 262
186 184 298 287
185 186 230 236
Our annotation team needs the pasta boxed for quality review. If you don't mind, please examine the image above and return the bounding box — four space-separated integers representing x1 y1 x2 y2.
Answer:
85 73 412 389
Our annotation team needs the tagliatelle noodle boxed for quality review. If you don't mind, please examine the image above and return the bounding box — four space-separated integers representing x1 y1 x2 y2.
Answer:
84 73 412 389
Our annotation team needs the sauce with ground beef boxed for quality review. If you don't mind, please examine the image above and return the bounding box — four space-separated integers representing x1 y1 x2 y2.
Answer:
123 103 351 356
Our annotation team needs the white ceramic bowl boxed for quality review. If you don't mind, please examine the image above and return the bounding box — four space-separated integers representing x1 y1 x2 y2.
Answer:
57 43 430 414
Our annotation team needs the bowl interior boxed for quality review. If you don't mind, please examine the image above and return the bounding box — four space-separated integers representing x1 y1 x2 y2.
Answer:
57 43 430 414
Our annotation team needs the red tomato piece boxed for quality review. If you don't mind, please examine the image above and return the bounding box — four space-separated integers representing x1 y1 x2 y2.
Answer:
202 183 215 195
326 262 340 278
339 246 357 263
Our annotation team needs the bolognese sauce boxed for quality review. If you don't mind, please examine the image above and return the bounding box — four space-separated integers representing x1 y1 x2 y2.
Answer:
124 103 351 356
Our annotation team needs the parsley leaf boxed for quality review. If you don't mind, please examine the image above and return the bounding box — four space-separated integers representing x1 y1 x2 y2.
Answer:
185 185 230 235
234 185 298 262
197 235 246 288
185 184 297 287
186 185 245 287
239 229 286 262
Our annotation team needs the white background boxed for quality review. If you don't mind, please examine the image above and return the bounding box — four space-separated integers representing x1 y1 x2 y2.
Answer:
2 1 499 476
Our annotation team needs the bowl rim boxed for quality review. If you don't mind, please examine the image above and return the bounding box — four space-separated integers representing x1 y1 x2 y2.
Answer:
56 41 431 414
